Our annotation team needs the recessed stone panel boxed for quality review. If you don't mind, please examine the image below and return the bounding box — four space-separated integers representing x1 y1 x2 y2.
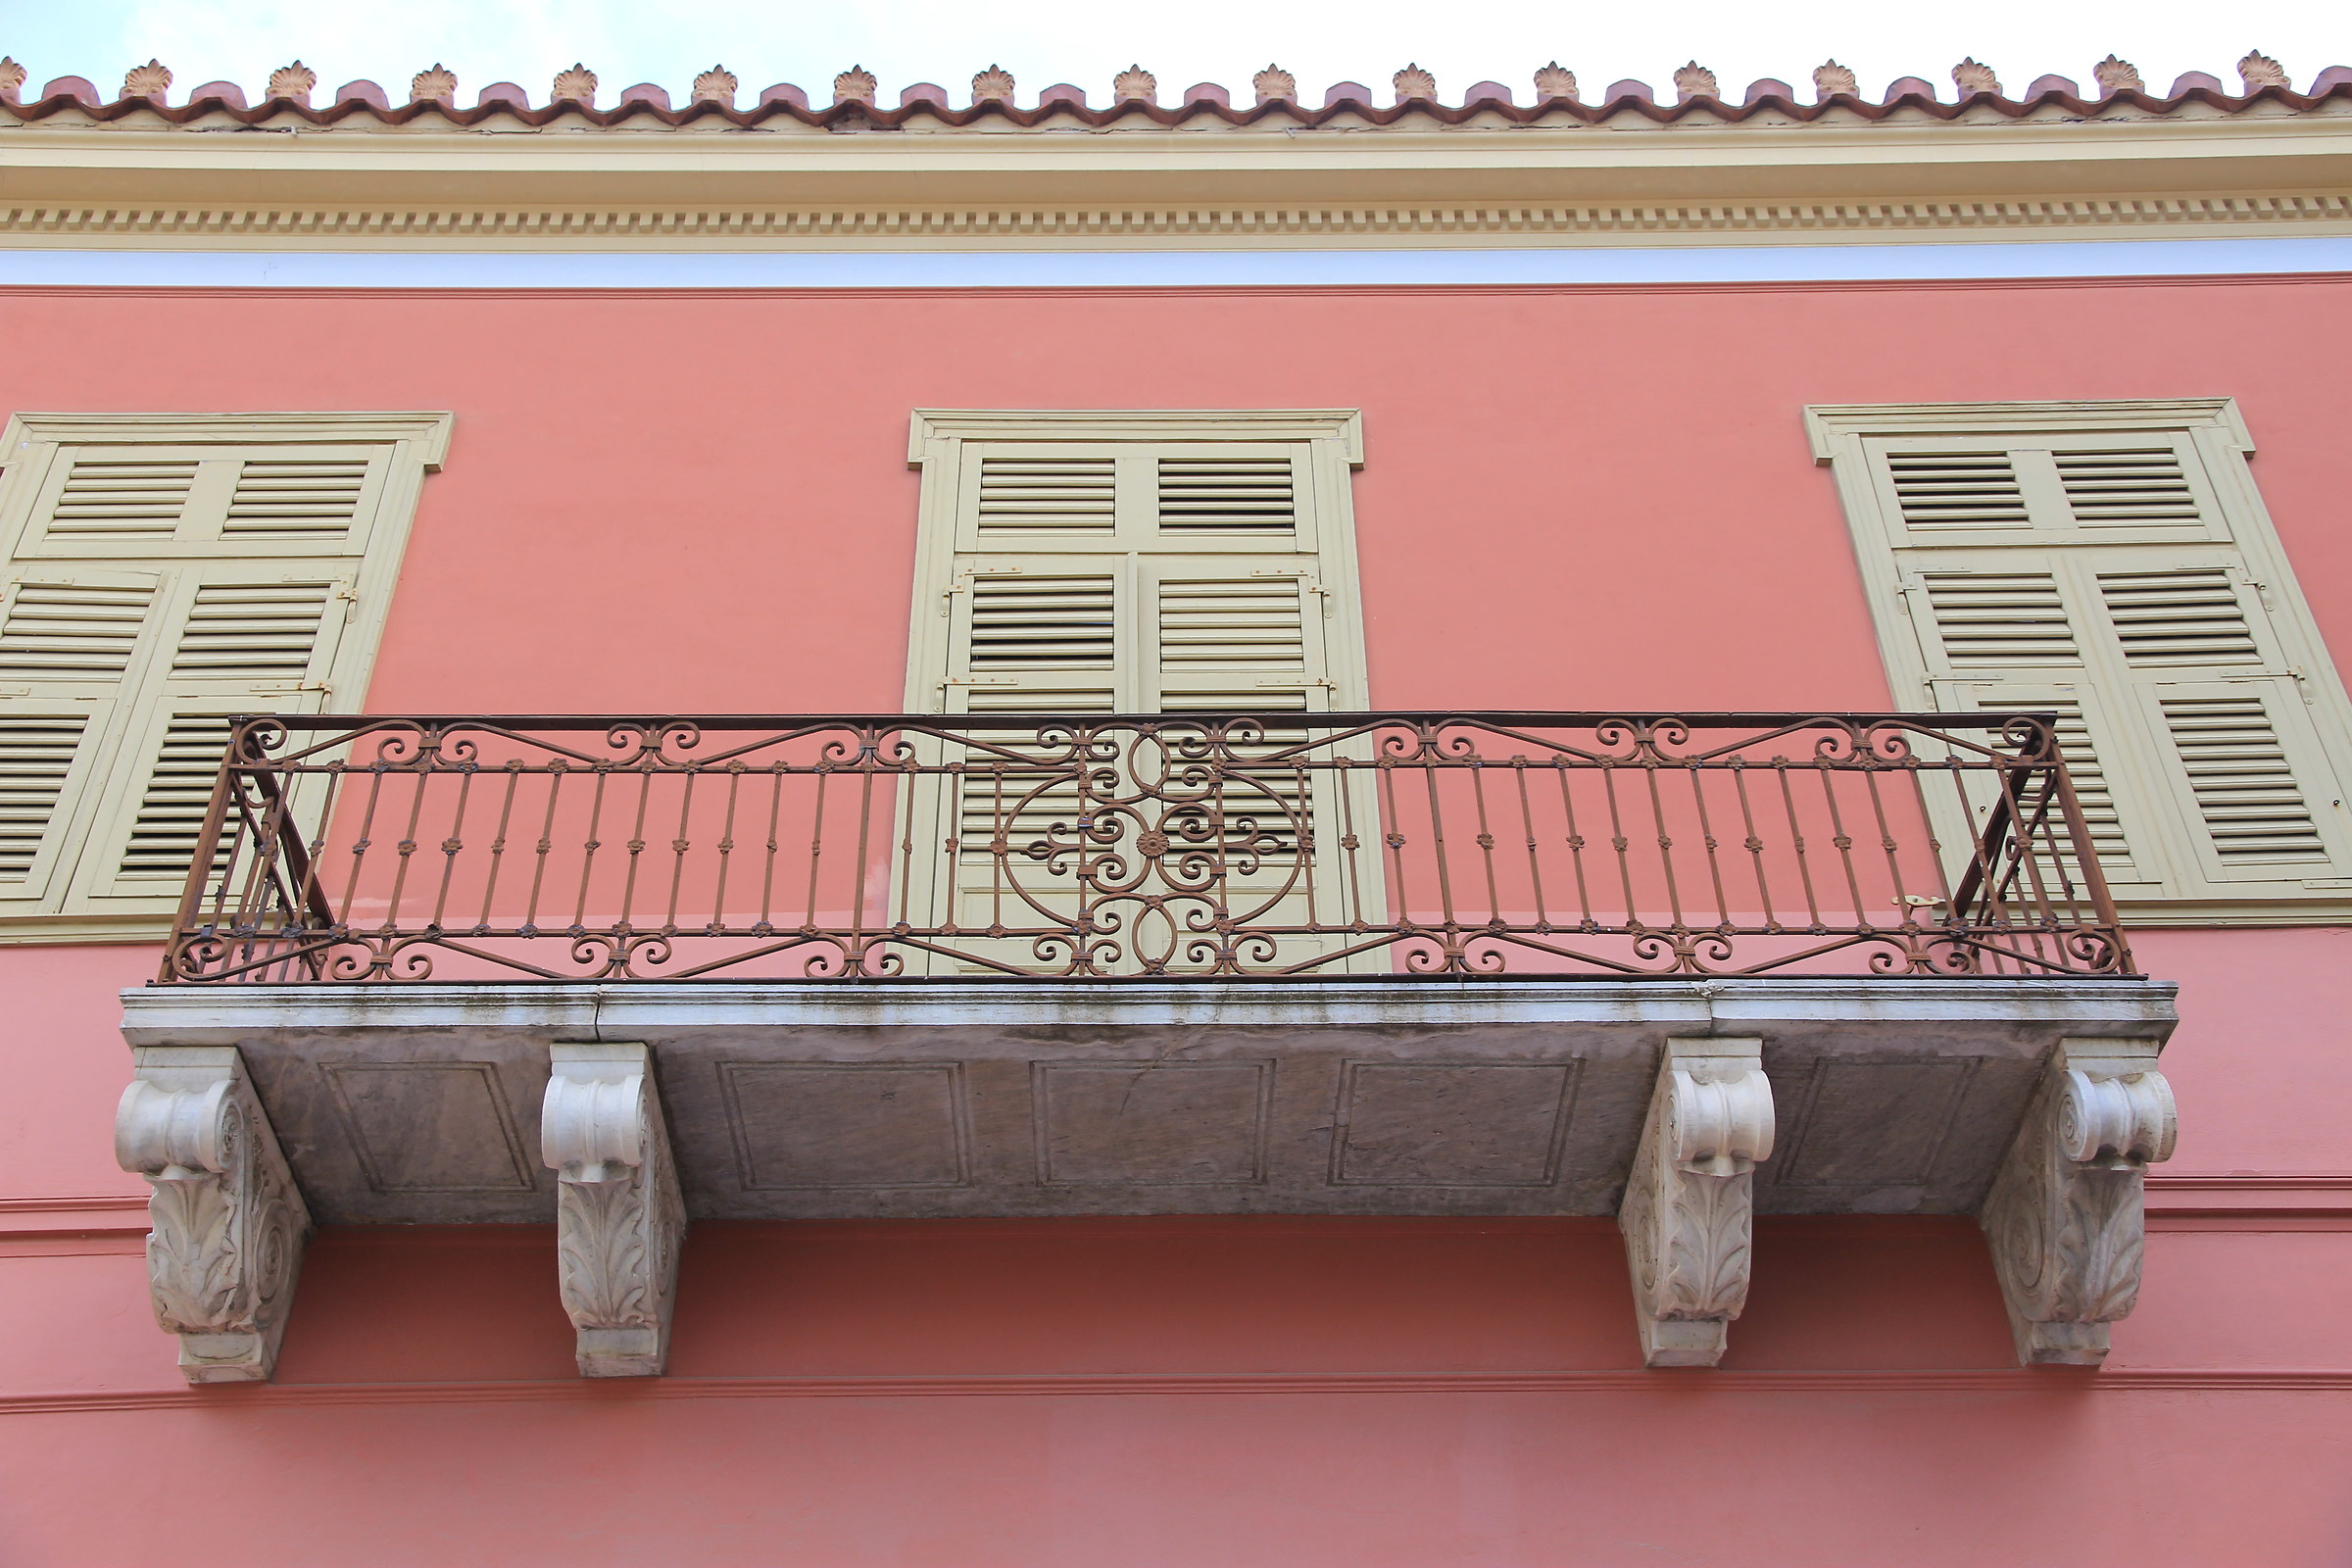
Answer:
1332 1061 1578 1187
719 1062 970 1190
321 1061 536 1193
1771 1057 1982 1187
1034 1061 1271 1185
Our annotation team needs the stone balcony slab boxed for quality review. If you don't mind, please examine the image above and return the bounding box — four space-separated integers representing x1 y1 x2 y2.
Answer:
120 977 2176 1225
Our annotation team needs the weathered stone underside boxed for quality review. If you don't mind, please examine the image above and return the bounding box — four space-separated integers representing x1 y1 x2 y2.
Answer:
117 978 2178 1376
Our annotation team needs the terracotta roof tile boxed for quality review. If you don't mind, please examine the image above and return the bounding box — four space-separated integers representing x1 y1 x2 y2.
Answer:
2 69 2346 134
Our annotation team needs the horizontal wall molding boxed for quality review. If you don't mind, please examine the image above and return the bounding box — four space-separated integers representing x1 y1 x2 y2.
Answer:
3 1177 2338 1240
6 1366 2350 1416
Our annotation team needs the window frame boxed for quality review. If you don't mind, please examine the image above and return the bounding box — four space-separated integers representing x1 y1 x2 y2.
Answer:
1808 396 2352 925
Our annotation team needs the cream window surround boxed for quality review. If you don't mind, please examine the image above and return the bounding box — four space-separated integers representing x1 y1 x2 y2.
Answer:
0 412 451 942
1810 398 2352 924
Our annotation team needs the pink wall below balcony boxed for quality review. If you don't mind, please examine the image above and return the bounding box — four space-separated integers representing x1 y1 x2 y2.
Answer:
3 1216 2351 1565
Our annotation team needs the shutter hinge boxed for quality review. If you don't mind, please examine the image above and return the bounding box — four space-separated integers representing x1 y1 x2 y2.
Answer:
249 680 330 695
334 584 361 622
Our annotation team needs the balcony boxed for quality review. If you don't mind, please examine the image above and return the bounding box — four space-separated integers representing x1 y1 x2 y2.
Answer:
114 713 2178 1379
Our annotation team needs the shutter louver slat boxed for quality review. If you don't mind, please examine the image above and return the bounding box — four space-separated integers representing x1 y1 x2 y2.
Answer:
0 584 156 679
221 459 368 541
117 713 233 879
2158 695 2327 861
1889 452 2030 529
2057 447 2202 527
2035 700 2132 875
2097 569 2261 665
1924 573 2080 666
171 583 332 678
967 576 1116 670
1156 457 1297 533
975 458 1116 533
47 461 196 539
0 714 89 880
1158 579 1306 669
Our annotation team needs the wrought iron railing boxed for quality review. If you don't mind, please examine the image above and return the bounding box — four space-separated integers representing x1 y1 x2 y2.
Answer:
159 712 2133 984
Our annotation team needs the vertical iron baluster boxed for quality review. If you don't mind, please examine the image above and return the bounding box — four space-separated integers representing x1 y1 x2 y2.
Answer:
662 766 697 932
1335 753 1367 929
804 766 829 931
427 765 475 931
894 740 918 932
1814 759 1870 931
1599 763 1639 930
1775 760 1824 930
471 760 520 936
1639 760 1688 934
1419 753 1460 953
1378 759 1411 942
615 760 656 940
1553 758 1595 930
1687 761 1733 934
381 749 439 934
570 767 612 933
1295 757 1319 933
710 763 743 932
1510 759 1549 931
758 760 785 931
1468 760 1502 929
341 766 389 930
850 749 876 973
523 761 565 936
1730 760 1778 934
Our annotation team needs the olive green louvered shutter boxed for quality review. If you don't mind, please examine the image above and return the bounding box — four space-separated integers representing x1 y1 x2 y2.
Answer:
69 569 353 908
0 413 448 937
1819 401 2352 917
0 570 164 907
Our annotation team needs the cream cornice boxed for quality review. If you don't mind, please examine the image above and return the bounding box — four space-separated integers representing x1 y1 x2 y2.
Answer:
2 109 2352 250
0 410 454 464
908 409 1363 462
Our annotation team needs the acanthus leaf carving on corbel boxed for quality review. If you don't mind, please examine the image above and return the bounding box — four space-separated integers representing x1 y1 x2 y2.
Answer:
1618 1037 1774 1368
542 1043 685 1377
115 1046 311 1383
1981 1037 2176 1366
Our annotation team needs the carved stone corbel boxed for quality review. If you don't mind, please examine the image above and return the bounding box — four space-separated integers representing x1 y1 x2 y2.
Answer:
1618 1038 1775 1368
1981 1037 2176 1366
542 1043 685 1377
115 1046 312 1383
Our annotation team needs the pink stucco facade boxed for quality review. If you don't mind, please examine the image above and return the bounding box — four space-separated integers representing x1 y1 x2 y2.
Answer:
5 270 2351 1562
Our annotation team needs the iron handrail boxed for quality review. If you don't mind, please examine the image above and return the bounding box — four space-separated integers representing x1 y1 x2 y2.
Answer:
157 710 2133 984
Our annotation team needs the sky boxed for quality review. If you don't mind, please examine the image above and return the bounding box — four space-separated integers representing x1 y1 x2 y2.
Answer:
1 0 2343 107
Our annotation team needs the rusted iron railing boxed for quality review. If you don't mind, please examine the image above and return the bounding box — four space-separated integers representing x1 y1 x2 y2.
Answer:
159 712 2133 983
